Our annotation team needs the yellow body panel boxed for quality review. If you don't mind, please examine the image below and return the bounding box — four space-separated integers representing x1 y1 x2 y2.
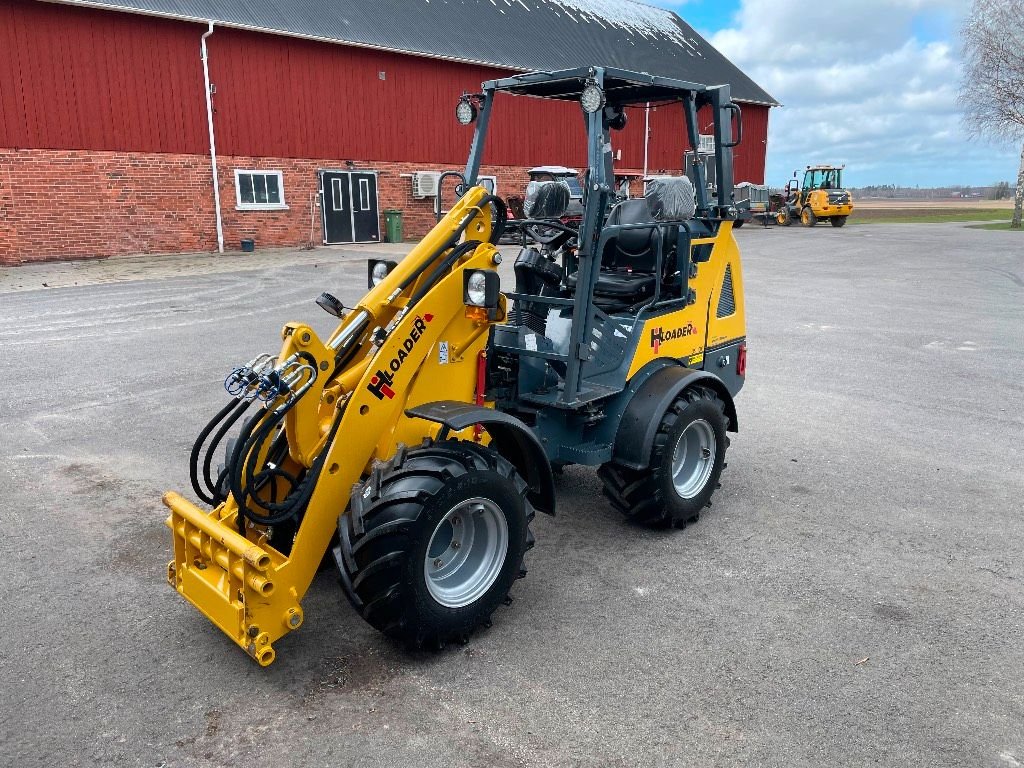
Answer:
806 189 854 219
165 188 502 665
627 223 746 378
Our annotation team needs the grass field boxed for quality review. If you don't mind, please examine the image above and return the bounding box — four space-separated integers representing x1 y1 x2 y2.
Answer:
853 207 1013 224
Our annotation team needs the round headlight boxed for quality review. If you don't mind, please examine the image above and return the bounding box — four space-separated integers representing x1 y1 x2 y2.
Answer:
371 261 390 286
466 271 488 306
456 98 477 126
580 83 606 114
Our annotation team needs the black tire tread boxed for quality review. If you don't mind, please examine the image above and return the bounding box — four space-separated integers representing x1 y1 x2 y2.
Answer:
598 386 728 529
338 439 534 650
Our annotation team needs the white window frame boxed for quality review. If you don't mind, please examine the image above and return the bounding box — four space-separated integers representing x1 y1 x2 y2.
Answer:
358 177 371 211
234 169 288 211
331 177 344 212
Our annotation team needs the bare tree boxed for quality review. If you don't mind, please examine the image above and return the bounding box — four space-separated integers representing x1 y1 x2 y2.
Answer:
959 0 1024 229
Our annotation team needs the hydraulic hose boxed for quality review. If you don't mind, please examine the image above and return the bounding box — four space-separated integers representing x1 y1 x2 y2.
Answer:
392 194 507 297
189 398 249 504
409 240 482 306
227 394 345 528
201 398 253 504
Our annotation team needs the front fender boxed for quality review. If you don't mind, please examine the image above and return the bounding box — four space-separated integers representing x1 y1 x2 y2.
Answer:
405 401 556 515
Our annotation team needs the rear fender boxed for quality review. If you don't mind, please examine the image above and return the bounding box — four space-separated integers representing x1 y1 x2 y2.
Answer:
405 401 556 515
611 364 737 471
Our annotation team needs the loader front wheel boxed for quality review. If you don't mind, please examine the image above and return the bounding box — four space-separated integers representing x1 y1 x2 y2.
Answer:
599 387 728 529
337 441 534 649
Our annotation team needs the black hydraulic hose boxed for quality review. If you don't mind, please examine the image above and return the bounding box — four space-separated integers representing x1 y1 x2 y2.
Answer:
228 405 275 519
392 194 507 296
240 406 296 513
487 194 508 244
201 397 253 504
238 406 344 527
190 398 246 505
409 240 481 306
229 400 291 514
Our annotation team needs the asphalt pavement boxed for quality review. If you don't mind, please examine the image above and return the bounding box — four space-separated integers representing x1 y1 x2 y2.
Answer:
1 223 1022 767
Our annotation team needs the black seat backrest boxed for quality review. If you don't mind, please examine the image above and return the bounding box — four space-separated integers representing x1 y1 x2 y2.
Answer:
604 198 658 273
524 181 571 219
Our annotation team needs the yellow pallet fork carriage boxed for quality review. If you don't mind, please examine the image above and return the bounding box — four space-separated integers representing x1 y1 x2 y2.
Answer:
168 67 748 665
775 164 854 228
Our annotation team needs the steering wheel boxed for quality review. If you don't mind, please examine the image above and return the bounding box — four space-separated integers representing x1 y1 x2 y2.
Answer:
520 218 579 247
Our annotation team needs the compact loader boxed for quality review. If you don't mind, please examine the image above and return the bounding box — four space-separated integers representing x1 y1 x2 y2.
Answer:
776 165 854 227
167 67 747 666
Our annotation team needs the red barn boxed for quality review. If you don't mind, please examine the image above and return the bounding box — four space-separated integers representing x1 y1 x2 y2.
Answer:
0 0 776 264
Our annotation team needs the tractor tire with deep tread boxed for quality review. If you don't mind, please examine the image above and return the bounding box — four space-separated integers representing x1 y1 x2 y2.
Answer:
598 386 729 529
337 440 535 649
830 216 848 228
801 207 817 227
777 208 793 226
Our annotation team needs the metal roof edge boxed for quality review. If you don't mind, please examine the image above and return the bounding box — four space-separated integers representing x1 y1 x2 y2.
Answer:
39 0 779 107
38 0 525 72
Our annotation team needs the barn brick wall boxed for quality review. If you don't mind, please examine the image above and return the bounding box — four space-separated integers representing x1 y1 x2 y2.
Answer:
1 148 679 265
0 149 215 265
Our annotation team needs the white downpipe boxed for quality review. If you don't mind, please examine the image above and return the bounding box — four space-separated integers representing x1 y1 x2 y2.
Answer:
642 102 651 177
201 22 224 254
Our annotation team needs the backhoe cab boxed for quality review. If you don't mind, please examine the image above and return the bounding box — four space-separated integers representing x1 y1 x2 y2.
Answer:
776 164 853 227
166 67 748 666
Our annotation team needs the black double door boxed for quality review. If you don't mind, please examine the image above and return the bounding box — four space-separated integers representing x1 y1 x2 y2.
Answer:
320 170 380 244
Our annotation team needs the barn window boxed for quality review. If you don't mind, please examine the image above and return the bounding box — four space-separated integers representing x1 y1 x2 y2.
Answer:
235 170 287 210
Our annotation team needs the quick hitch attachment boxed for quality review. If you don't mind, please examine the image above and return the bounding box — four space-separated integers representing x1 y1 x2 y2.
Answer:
224 354 276 400
223 354 317 406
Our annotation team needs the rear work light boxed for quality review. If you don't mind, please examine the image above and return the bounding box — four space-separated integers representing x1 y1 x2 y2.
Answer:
737 342 747 377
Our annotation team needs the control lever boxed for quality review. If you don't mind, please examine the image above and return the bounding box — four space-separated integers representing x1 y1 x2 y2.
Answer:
316 292 346 318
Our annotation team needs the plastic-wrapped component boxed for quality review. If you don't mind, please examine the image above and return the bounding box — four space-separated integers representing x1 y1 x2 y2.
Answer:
523 181 571 218
644 176 696 220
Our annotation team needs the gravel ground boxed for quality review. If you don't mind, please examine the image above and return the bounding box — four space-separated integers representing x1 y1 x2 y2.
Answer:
1 222 1021 767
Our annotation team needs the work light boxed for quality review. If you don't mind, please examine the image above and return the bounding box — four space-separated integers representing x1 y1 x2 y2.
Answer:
580 82 606 114
456 97 477 126
368 259 397 288
463 270 499 307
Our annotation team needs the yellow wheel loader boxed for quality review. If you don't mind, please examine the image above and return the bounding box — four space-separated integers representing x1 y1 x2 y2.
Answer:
166 67 748 666
776 165 853 227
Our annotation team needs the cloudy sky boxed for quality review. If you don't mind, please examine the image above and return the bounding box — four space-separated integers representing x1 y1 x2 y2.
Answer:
649 0 1020 187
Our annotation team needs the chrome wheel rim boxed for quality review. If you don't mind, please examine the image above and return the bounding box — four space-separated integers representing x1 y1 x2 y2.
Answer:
671 420 716 499
424 497 509 608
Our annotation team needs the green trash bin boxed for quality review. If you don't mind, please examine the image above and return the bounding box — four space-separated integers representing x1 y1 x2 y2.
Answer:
383 209 404 243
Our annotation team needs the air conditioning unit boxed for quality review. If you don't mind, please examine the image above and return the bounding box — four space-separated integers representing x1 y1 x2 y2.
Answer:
412 171 441 199
698 134 716 154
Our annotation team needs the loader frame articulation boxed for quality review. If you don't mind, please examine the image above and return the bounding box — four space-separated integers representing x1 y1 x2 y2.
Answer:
166 67 748 665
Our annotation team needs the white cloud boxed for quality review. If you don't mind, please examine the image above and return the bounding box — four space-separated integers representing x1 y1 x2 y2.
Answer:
708 0 1021 186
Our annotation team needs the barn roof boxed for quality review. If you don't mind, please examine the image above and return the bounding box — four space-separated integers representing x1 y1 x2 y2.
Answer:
50 0 778 106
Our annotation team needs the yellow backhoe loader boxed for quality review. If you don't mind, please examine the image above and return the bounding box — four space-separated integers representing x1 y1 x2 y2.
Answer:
166 67 748 665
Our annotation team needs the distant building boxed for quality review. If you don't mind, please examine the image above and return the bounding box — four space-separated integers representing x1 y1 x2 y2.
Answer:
0 0 776 264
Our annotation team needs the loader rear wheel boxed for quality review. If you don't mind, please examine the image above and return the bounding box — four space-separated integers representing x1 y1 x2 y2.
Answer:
599 387 728 529
337 440 535 649
830 216 848 228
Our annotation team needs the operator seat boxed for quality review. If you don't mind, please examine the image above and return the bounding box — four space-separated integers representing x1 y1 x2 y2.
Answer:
566 198 659 307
